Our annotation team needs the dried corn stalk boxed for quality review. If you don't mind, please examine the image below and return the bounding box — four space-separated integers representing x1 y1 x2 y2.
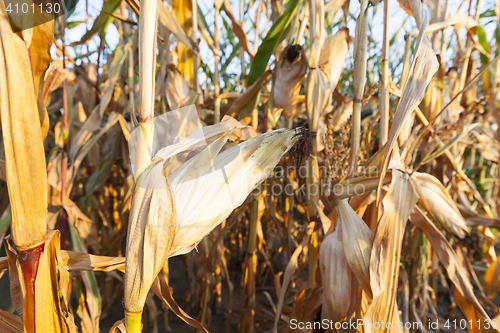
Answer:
377 0 439 199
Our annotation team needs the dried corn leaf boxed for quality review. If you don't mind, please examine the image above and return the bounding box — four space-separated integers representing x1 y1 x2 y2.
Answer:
29 16 53 139
332 170 392 200
225 70 272 117
454 289 492 333
410 207 489 320
377 3 438 200
273 223 314 333
411 171 469 238
68 223 101 333
365 170 419 333
221 0 254 58
60 251 125 272
43 64 72 107
99 43 130 117
324 0 347 13
0 309 22 333
157 0 194 50
483 256 500 299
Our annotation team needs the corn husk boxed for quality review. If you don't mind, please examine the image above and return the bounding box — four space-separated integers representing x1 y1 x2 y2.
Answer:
166 128 303 257
411 171 469 238
124 158 177 316
319 28 351 91
320 222 358 323
306 29 351 133
273 44 307 109
337 199 373 297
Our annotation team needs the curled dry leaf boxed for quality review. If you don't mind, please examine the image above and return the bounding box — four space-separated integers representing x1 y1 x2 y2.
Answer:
377 0 439 200
224 70 272 118
221 0 254 58
411 171 469 238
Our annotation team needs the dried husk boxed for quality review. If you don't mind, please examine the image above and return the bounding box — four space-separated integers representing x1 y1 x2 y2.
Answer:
167 128 303 257
337 199 373 297
410 207 489 319
319 222 358 323
319 28 352 91
273 44 307 109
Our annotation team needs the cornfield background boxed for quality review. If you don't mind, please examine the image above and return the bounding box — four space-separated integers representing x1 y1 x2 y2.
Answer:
1 0 500 332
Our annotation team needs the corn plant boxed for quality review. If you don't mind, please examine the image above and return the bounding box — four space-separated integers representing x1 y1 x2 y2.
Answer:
1 0 500 332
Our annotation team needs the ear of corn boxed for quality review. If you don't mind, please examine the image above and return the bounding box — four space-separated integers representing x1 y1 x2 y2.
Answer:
167 128 303 257
337 199 373 298
319 220 358 323
124 158 177 327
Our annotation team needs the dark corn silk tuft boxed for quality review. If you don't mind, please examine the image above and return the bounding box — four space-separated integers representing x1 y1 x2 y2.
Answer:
287 127 312 168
